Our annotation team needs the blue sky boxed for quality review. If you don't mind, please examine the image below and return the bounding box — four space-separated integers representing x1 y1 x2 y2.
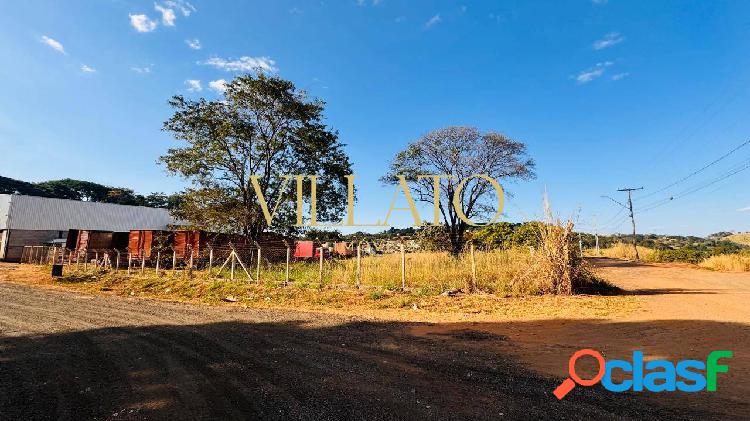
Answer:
2 0 750 236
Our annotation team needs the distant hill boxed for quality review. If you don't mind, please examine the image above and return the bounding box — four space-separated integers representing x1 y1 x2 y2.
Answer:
723 233 750 246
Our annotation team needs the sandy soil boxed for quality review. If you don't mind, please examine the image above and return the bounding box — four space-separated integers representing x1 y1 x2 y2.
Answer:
0 259 747 419
411 258 750 418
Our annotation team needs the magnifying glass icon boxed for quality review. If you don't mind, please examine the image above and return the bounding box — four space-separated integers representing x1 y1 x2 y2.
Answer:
553 349 605 400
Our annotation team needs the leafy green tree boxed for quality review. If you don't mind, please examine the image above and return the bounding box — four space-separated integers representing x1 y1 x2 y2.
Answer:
0 176 50 197
382 126 535 255
35 179 112 201
161 73 353 239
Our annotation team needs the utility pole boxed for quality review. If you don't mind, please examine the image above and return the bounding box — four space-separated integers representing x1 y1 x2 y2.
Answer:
618 187 643 260
602 187 643 261
592 215 600 255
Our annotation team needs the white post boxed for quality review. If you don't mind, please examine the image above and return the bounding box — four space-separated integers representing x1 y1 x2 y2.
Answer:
127 253 132 275
208 248 214 274
230 251 236 281
156 251 161 275
256 247 261 284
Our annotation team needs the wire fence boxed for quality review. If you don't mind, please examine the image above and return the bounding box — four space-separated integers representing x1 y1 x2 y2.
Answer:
19 240 526 293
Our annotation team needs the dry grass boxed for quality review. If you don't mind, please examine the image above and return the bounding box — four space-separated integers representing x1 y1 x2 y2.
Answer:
1 263 639 322
723 233 750 247
698 254 750 272
594 242 656 262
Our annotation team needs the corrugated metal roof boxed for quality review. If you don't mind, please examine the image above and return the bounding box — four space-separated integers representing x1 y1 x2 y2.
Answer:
1 194 178 231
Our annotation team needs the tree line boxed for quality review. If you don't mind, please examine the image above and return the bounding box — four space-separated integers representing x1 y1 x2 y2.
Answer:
0 176 181 209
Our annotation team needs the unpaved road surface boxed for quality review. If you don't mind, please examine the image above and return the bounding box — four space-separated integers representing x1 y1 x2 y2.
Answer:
413 258 750 419
0 263 713 420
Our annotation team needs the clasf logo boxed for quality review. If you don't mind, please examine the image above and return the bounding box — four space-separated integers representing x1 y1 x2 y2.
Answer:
553 349 733 399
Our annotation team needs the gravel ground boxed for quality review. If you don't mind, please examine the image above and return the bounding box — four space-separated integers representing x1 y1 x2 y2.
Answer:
0 274 712 420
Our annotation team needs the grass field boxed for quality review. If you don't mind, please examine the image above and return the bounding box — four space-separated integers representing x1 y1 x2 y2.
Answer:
723 233 750 246
4 263 638 321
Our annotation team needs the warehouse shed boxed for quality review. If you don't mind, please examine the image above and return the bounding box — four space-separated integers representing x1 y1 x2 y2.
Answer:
0 194 177 261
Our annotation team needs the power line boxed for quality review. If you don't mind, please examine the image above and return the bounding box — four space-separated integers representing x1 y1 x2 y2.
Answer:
637 159 750 213
636 138 750 201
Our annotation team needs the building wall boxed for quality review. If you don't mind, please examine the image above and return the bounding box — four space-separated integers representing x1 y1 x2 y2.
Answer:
0 230 7 260
0 195 10 230
2 229 67 262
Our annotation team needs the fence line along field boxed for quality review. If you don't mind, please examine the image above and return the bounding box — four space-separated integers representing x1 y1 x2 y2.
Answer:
18 214 611 300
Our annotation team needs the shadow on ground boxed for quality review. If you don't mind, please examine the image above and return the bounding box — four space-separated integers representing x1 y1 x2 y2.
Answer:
1 318 745 420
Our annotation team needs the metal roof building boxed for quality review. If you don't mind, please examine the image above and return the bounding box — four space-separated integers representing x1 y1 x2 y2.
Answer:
0 194 178 261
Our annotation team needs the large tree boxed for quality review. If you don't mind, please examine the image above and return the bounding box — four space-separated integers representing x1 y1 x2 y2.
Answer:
161 73 353 239
382 126 535 254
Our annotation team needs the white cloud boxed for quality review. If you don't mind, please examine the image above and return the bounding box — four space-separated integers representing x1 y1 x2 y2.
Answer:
154 3 176 26
593 32 625 50
165 0 196 16
185 79 202 92
575 61 613 84
289 7 303 14
80 64 96 73
185 38 201 50
129 14 158 32
611 72 630 81
40 35 65 54
131 65 153 74
592 0 608 4
737 206 750 212
424 14 441 29
200 56 278 73
209 79 228 93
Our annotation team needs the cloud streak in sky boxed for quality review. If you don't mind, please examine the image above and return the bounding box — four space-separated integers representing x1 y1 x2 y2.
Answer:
40 35 65 54
200 56 278 73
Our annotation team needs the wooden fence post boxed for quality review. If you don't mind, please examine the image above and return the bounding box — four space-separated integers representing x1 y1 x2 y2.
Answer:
127 253 132 275
156 251 161 275
400 243 406 290
285 246 290 286
356 242 361 289
469 242 477 293
83 250 88 271
172 250 177 274
140 255 145 276
318 247 324 285
208 248 214 274
230 251 236 281
256 247 261 284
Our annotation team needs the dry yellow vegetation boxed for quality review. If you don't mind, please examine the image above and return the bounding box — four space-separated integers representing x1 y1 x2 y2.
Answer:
591 242 657 262
699 254 750 272
1 263 639 321
723 233 750 246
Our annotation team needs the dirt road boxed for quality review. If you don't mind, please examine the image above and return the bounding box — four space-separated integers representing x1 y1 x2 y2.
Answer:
0 262 716 420
413 258 750 418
